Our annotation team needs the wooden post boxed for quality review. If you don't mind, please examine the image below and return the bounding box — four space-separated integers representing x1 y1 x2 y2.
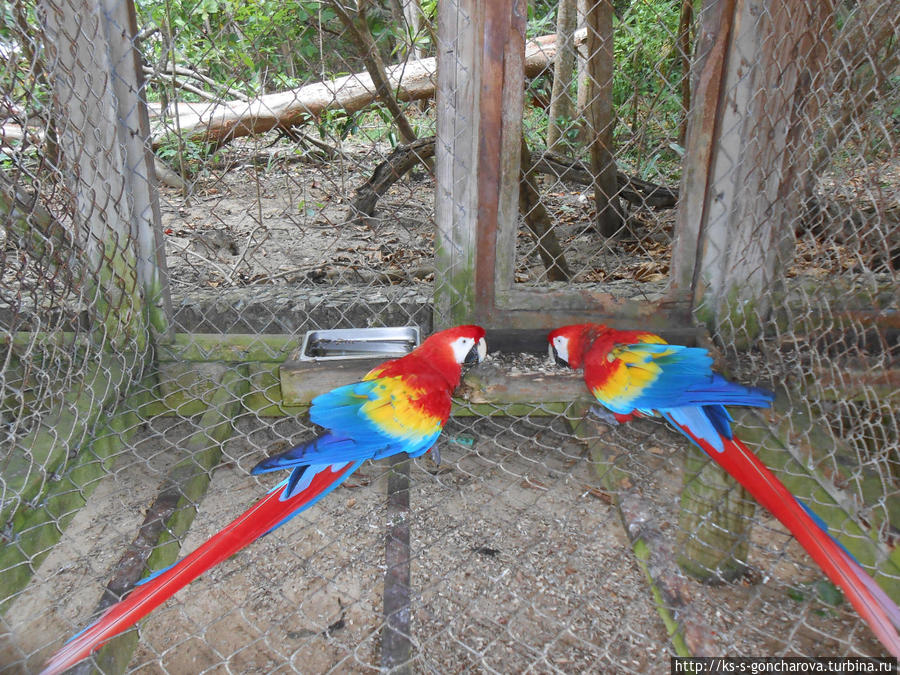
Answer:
40 0 151 353
433 0 526 328
669 0 833 580
100 0 173 339
669 0 833 346
669 0 736 296
433 0 692 331
677 446 754 583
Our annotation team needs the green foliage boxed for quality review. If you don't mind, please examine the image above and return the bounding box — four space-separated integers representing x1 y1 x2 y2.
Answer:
524 0 687 184
613 1 681 106
613 1 685 182
525 1 558 39
134 0 350 98
155 135 217 178
1 2 50 120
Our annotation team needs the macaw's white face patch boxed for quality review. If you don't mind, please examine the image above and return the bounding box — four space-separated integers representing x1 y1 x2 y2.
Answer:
450 336 486 365
550 335 569 365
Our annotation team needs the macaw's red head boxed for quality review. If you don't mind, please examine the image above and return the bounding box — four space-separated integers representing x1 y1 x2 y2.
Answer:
375 325 485 387
412 324 486 377
548 323 605 369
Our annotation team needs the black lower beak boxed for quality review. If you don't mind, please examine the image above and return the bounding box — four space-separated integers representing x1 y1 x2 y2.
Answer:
550 345 567 368
464 344 481 365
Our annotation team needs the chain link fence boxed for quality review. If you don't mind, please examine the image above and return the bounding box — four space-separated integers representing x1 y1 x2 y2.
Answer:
1 0 897 672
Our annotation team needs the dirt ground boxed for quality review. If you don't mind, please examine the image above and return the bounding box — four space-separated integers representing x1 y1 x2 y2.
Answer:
0 395 885 673
154 139 674 296
1 140 894 673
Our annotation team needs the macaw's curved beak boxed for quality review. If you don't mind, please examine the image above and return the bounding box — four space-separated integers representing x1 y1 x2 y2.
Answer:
548 343 568 367
465 337 487 366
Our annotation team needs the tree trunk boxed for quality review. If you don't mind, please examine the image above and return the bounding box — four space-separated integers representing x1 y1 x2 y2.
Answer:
140 29 582 149
518 136 571 281
546 0 578 150
575 0 591 145
676 0 693 146
329 0 417 144
585 0 624 238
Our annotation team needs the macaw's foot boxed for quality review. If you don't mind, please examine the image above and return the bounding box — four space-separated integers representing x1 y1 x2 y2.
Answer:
590 406 635 426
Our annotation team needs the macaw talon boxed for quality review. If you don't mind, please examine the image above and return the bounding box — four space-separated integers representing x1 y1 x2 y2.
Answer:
430 444 441 466
589 405 627 425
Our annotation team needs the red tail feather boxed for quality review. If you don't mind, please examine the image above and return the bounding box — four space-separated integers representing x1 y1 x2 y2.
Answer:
675 422 900 657
41 462 358 675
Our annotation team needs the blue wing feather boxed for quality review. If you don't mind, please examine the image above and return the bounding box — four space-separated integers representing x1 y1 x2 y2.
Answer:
621 344 772 411
309 380 383 430
609 343 772 452
252 376 442 480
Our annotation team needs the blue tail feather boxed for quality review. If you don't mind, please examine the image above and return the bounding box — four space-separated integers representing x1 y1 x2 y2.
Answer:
703 404 734 439
251 433 358 474
796 498 860 565
266 459 365 532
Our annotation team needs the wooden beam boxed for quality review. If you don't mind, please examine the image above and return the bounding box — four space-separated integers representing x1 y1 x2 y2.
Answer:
156 332 303 363
1 356 126 528
491 288 693 332
668 0 735 294
279 360 588 409
434 0 526 328
85 366 248 673
0 381 155 616
671 0 834 343
677 445 754 583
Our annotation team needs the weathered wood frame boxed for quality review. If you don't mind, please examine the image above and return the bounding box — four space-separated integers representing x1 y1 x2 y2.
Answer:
434 0 693 334
433 0 832 345
671 0 833 342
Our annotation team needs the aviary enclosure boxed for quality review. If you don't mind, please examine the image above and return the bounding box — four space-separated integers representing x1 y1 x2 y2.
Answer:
1 0 897 671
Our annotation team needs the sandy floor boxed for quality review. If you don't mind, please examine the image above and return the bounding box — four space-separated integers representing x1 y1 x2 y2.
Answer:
0 398 887 673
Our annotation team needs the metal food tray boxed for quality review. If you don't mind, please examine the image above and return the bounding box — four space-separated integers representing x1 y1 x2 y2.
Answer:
298 326 421 361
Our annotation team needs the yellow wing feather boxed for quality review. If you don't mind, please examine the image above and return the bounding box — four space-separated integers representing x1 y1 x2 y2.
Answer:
592 334 670 406
358 376 444 441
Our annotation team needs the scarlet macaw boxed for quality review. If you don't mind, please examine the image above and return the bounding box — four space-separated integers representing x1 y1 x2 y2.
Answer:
548 323 900 657
42 325 487 674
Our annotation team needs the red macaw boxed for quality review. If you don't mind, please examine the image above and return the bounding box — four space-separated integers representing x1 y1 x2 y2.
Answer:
548 323 900 657
42 325 487 674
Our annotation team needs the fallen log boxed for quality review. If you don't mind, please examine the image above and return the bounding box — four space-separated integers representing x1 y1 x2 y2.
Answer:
350 137 437 219
533 151 680 208
145 29 586 148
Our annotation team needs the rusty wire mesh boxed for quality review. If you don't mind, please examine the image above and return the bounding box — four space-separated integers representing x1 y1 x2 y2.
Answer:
1 0 897 672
